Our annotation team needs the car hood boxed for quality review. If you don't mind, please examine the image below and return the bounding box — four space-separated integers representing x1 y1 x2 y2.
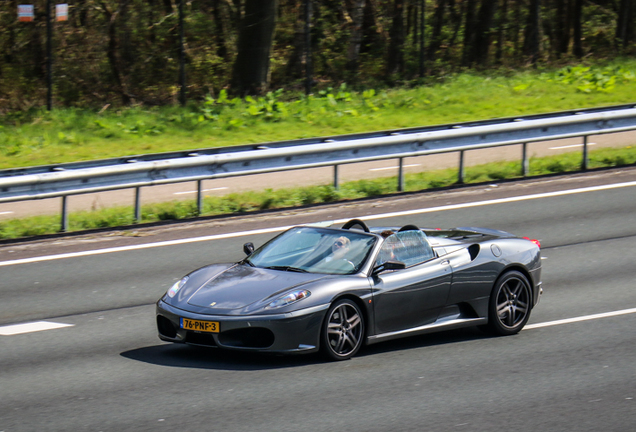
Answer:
186 264 327 312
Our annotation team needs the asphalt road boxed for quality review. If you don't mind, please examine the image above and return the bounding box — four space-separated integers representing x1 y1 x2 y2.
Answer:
1 169 635 431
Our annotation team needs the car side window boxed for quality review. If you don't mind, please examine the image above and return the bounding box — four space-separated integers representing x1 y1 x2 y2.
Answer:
376 230 435 268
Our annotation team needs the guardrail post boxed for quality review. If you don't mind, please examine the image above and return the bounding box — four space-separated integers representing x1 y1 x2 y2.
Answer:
398 157 404 192
582 135 589 170
134 187 141 223
334 165 339 190
458 150 465 184
61 196 68 232
197 180 203 215
522 143 529 177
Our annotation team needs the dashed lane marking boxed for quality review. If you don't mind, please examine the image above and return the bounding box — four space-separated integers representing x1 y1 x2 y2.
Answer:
173 187 229 196
0 321 74 336
549 142 596 150
369 164 421 172
524 307 636 330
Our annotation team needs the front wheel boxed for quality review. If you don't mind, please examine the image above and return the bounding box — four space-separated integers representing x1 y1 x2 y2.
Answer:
321 299 365 361
487 270 532 336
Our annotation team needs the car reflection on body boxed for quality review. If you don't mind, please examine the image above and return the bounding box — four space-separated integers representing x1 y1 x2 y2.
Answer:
156 219 542 360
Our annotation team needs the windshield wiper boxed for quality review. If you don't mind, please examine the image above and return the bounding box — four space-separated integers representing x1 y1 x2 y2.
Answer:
264 265 309 273
241 259 255 267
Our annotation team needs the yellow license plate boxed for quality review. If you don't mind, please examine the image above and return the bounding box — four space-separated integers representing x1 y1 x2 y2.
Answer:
180 318 220 333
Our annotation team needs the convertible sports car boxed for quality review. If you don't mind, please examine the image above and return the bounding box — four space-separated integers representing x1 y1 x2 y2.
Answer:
156 219 542 360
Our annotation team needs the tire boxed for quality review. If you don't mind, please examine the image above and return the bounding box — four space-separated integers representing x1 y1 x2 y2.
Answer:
321 299 365 361
487 270 532 336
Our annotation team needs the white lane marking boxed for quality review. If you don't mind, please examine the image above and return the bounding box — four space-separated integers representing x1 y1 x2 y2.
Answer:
2 180 636 267
345 180 636 222
369 164 421 172
3 307 634 337
524 307 636 330
549 142 596 150
0 321 74 336
0 225 296 267
173 187 229 196
0 211 14 215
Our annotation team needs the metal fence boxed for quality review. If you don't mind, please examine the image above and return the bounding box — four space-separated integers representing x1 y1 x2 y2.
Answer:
2 104 636 231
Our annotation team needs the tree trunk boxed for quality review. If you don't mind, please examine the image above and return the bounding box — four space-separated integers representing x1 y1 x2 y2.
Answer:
428 0 447 62
553 0 571 56
461 0 477 66
346 0 366 71
231 0 277 95
4 0 18 65
522 0 540 63
285 0 310 79
162 0 173 14
511 0 522 56
213 0 229 59
615 0 633 48
572 0 583 57
444 0 463 61
361 0 383 54
496 0 508 63
386 0 405 77
471 0 497 65
101 0 132 104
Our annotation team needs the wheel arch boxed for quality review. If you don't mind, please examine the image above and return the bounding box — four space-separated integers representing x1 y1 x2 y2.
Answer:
498 264 535 305
328 293 370 341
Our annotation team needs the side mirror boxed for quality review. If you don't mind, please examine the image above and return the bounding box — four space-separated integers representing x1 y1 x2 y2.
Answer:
243 242 255 256
372 260 405 276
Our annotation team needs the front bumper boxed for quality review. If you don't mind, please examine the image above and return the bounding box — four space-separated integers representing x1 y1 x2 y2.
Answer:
156 299 328 354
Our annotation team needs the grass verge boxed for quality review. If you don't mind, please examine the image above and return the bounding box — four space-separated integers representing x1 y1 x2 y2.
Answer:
3 60 636 169
1 145 634 240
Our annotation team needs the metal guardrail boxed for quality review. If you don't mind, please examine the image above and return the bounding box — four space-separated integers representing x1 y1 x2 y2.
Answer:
2 104 636 231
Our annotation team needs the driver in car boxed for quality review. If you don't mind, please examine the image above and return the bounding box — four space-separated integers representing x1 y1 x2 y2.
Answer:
324 236 351 262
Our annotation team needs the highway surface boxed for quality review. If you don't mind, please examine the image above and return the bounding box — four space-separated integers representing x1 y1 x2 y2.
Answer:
1 168 635 431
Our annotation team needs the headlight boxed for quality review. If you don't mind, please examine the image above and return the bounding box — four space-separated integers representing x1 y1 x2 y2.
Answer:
166 276 189 299
267 289 311 309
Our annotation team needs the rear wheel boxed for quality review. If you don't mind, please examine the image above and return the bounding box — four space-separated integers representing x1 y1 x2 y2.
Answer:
487 270 532 335
321 299 364 361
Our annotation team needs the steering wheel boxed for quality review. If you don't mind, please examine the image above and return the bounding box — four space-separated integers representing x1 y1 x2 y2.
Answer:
398 224 420 232
342 219 370 232
340 259 356 271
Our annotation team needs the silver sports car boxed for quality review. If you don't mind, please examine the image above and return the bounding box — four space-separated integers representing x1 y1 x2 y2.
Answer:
156 219 542 360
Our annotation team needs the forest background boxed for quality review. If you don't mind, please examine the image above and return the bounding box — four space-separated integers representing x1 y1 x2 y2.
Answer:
1 0 635 111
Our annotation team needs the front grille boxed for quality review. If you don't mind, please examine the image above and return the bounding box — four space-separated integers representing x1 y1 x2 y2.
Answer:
157 316 177 338
185 331 217 347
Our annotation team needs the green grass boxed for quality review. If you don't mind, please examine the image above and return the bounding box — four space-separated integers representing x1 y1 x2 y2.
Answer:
2 60 636 240
2 59 636 169
1 144 634 240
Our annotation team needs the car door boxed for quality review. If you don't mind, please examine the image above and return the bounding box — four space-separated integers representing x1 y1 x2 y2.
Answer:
370 256 452 336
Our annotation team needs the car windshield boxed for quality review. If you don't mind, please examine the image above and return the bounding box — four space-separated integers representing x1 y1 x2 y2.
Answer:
246 227 377 275
376 230 435 267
